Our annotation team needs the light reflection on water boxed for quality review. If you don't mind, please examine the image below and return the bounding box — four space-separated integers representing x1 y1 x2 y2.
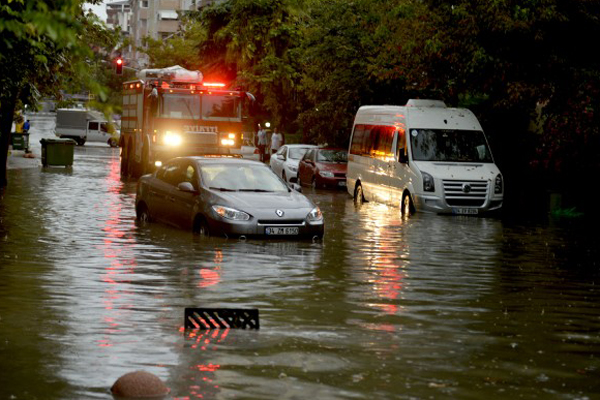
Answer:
1 144 599 399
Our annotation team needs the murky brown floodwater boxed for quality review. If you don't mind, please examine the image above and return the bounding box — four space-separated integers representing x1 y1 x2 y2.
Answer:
1 118 599 399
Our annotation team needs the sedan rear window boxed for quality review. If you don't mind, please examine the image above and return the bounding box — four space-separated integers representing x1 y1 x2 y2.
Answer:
201 164 289 192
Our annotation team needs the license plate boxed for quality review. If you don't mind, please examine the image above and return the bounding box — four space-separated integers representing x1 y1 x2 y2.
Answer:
265 227 299 235
338 181 346 187
452 208 478 215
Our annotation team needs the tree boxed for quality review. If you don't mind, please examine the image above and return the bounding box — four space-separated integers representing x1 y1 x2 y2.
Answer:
0 0 114 188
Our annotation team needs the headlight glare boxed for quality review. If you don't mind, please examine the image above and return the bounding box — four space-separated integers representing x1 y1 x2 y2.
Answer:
212 205 250 221
307 207 323 222
163 131 182 146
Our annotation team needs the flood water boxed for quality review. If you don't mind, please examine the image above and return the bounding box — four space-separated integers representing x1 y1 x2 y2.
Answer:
1 123 600 399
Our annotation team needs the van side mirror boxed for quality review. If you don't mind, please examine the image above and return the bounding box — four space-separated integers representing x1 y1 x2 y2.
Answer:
398 151 408 164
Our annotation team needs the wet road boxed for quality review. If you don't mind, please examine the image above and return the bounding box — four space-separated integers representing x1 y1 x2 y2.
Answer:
1 118 600 399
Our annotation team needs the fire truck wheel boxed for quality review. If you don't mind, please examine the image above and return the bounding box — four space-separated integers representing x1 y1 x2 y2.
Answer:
120 146 129 176
127 154 139 178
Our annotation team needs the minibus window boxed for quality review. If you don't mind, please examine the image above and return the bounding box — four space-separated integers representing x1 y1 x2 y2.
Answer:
350 125 366 155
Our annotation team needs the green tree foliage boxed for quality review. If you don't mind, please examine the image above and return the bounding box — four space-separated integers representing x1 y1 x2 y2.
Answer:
0 0 116 188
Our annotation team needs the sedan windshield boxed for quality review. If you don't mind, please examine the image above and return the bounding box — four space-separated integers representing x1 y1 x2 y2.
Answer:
410 129 494 162
317 149 348 163
289 147 312 160
201 164 289 192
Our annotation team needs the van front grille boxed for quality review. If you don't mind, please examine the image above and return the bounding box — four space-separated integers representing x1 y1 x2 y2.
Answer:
443 180 488 207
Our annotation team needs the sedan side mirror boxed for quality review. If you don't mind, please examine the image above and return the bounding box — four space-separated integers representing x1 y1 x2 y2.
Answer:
177 182 198 194
289 183 302 193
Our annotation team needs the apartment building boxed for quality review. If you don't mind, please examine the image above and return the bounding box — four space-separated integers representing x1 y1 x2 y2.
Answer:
108 0 204 68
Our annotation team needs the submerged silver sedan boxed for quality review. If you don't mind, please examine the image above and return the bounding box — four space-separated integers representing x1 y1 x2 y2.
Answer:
135 156 324 239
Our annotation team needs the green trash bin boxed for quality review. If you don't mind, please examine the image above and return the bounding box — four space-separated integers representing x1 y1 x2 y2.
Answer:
40 138 76 167
11 132 30 151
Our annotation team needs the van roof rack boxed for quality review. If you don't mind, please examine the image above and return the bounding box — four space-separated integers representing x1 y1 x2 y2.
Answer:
406 99 447 108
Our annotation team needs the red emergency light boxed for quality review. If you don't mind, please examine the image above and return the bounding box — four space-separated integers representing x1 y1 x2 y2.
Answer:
202 82 226 88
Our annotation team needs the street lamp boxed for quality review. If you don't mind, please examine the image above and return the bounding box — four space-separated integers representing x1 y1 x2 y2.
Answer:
265 122 271 128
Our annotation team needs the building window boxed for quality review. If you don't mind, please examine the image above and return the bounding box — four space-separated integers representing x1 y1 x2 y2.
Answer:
141 1 148 8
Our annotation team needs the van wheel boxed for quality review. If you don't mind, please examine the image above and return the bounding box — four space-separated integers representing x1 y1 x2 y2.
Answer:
109 138 118 148
76 138 85 146
402 192 415 216
193 216 210 237
354 183 365 205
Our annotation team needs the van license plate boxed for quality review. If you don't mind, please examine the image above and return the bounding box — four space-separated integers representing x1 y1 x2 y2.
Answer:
338 181 346 187
453 208 478 215
266 227 299 235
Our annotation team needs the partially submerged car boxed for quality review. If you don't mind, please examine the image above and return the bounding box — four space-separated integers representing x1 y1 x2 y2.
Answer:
298 147 348 189
269 144 317 184
135 156 324 239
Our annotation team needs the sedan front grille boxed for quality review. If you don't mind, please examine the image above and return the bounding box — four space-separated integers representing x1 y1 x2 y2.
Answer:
443 180 488 207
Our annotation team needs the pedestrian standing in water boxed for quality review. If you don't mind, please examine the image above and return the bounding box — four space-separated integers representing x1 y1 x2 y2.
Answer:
256 125 268 162
270 128 284 154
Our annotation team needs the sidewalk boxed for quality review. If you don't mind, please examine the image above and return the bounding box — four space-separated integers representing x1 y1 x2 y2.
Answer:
7 149 41 170
7 112 56 170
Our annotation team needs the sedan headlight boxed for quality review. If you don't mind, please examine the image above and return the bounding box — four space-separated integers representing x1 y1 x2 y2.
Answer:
494 174 503 194
307 207 323 222
212 205 250 221
163 131 182 146
319 171 334 178
422 171 435 192
288 165 298 173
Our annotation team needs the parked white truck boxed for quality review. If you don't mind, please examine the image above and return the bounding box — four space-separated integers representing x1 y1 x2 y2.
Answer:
347 99 503 215
55 108 119 147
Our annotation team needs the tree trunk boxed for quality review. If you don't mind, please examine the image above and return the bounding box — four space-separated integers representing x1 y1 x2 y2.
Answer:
0 87 20 188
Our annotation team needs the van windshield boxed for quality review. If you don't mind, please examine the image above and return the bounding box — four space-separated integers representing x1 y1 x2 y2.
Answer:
410 129 494 163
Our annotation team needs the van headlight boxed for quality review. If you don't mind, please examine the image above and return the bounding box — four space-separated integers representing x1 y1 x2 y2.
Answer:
494 174 503 194
307 207 323 222
319 171 334 178
422 171 435 192
212 205 250 221
163 131 182 146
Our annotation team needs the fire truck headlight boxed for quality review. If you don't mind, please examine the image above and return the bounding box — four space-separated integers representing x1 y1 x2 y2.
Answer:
221 138 235 146
164 132 182 146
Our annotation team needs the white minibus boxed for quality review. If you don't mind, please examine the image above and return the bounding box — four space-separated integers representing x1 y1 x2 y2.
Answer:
346 99 503 215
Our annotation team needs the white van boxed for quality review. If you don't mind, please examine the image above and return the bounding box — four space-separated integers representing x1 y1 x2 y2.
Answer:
55 108 119 147
346 99 503 215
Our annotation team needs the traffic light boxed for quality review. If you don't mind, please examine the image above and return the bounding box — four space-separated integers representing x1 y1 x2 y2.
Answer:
116 57 123 75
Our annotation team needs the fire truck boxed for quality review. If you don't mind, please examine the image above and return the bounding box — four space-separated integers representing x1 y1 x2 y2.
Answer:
120 65 254 178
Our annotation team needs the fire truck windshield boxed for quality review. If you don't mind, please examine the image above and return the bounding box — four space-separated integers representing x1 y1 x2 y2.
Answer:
160 94 200 119
202 95 241 120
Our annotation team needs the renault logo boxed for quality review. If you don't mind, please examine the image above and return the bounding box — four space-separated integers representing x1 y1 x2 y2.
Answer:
276 209 284 217
462 183 472 193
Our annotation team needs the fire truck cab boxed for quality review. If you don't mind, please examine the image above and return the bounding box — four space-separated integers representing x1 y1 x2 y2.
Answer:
120 65 254 178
